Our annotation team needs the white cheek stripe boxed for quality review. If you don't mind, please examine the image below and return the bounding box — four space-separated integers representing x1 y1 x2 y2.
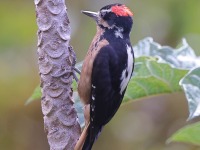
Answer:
120 45 133 94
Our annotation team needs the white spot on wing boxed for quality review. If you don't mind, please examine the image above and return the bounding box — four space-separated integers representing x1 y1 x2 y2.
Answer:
92 95 95 101
92 84 96 89
120 45 134 94
92 84 96 101
91 105 95 111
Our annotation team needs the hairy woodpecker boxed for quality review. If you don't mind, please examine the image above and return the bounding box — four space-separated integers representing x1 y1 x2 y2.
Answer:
75 3 134 150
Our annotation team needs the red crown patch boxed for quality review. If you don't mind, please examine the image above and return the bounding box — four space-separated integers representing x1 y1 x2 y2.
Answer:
111 5 133 17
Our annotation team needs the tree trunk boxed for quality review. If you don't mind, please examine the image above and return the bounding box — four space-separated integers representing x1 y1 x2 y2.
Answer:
34 0 81 149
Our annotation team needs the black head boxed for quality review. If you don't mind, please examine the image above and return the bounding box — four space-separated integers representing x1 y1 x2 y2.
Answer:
82 3 133 34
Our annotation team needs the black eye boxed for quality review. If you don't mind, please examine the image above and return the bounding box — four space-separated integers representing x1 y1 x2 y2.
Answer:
100 11 106 18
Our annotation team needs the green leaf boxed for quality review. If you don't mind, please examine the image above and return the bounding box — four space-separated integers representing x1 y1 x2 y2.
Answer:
25 85 41 105
180 67 200 120
133 37 199 69
167 122 200 146
123 57 188 102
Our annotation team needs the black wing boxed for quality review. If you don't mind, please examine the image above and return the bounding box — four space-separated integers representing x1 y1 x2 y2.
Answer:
83 44 131 150
91 45 126 138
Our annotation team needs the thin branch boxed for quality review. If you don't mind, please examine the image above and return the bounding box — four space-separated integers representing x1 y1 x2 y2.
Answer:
34 0 81 149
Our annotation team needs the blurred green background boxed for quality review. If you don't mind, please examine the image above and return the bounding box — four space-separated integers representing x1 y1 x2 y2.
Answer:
0 0 200 150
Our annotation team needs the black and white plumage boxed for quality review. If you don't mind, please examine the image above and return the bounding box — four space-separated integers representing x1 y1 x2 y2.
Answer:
76 3 134 150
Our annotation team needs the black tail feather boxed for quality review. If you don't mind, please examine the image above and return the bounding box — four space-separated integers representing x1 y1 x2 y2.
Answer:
82 125 102 150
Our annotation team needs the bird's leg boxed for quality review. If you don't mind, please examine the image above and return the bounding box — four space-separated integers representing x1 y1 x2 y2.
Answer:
66 46 81 83
74 67 81 74
72 66 81 83
74 104 90 150
72 71 79 83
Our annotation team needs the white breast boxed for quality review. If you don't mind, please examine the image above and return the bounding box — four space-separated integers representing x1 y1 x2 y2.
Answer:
120 45 134 95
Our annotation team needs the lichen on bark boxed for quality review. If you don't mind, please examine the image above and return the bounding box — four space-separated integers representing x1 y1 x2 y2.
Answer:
34 0 81 149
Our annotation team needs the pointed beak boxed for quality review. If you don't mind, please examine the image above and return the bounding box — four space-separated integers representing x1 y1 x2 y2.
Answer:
81 10 99 22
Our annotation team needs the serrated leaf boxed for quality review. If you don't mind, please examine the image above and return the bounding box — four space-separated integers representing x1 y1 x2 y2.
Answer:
123 57 188 102
133 37 200 69
180 67 200 120
167 122 200 146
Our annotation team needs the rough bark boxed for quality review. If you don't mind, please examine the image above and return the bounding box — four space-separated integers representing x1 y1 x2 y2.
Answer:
34 0 81 149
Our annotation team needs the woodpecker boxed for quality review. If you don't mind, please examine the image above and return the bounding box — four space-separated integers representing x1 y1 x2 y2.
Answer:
75 3 134 150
